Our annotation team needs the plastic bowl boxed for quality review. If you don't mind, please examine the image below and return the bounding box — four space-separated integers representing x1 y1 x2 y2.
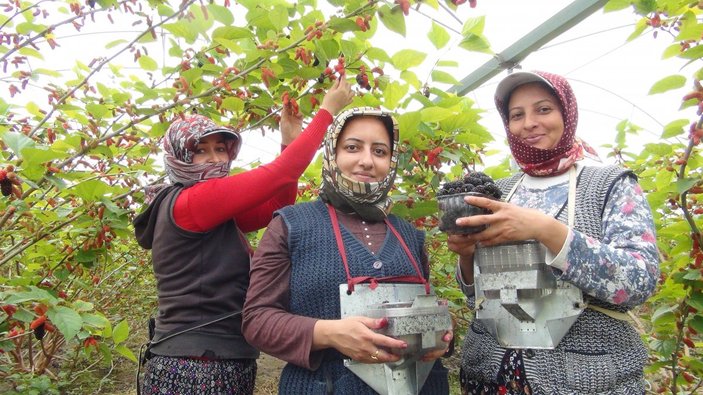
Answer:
437 192 493 234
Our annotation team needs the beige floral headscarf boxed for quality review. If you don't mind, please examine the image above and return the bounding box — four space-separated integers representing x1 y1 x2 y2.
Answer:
320 107 399 221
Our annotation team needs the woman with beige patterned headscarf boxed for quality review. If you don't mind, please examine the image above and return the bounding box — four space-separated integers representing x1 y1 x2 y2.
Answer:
243 107 452 394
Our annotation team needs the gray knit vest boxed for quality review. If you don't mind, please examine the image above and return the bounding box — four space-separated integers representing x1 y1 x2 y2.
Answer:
133 185 258 359
276 200 448 394
461 165 648 394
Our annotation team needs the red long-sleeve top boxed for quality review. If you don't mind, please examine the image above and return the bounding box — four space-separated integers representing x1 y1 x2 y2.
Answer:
172 110 333 232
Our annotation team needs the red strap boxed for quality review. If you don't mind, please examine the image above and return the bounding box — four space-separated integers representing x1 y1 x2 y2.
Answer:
385 218 430 295
237 228 254 258
327 204 355 293
327 204 429 295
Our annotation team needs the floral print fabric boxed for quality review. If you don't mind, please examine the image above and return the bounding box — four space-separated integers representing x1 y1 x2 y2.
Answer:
461 349 532 395
141 356 256 395
510 175 659 307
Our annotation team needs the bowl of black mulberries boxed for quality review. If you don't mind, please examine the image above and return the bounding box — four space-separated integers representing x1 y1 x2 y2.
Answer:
437 171 502 234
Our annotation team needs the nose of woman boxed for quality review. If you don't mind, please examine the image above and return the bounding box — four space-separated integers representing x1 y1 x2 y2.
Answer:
357 148 374 168
204 148 221 163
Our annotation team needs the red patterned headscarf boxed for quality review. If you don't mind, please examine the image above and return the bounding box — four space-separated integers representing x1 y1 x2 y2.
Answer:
145 114 241 202
494 71 599 176
162 114 241 183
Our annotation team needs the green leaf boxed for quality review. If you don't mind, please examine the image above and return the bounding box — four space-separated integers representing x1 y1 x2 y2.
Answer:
458 34 492 54
421 107 453 123
105 39 128 49
398 111 422 141
20 147 65 167
163 21 199 43
81 313 110 329
72 300 94 312
47 306 82 341
680 44 703 60
327 17 360 33
18 46 43 60
391 49 426 71
683 269 701 280
317 39 341 64
437 60 459 67
4 286 57 304
604 0 631 12
378 5 406 36
661 119 688 138
383 81 408 110
138 55 159 71
157 4 176 16
461 16 485 35
648 75 686 95
428 22 450 49
650 338 677 356
75 249 97 264
25 101 43 117
689 291 703 311
675 177 699 193
662 43 682 59
268 6 289 30
689 315 703 334
675 11 703 41
626 18 648 42
15 22 42 35
86 103 110 119
366 47 392 63
112 320 129 345
33 68 62 78
73 179 110 201
2 131 35 157
431 70 459 85
114 343 138 363
208 4 234 25
221 97 245 113
212 28 252 44
98 342 113 365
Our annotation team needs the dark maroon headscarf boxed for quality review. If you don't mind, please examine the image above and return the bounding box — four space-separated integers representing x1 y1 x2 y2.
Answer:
145 114 241 202
494 71 598 176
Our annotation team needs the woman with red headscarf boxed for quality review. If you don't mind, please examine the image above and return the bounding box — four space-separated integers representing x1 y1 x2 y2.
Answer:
133 77 353 395
447 71 659 394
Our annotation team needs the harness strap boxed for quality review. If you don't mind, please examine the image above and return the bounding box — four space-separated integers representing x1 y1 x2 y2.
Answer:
327 204 428 294
585 304 635 323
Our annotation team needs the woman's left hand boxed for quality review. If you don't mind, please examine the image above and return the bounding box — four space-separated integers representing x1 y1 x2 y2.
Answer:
456 195 567 251
419 330 453 362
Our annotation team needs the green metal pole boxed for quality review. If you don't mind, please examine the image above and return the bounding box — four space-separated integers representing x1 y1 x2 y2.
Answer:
447 0 609 97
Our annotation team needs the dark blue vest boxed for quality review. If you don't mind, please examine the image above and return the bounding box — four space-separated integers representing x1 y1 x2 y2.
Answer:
276 200 448 394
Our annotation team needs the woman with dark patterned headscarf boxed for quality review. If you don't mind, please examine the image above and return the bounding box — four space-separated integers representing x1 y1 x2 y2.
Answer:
133 78 353 395
448 71 660 394
242 107 451 394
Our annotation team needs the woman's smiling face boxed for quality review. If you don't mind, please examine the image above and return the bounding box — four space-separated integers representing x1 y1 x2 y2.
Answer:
335 116 391 183
507 82 565 150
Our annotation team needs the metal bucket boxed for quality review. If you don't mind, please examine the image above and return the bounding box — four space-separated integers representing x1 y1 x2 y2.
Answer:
474 240 584 349
339 283 451 395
